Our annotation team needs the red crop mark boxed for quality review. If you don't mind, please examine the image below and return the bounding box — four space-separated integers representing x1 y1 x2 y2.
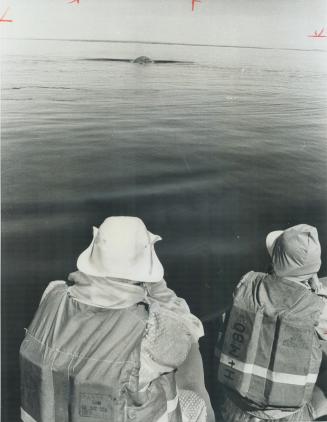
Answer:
68 0 80 4
0 7 13 22
308 28 327 38
192 0 201 12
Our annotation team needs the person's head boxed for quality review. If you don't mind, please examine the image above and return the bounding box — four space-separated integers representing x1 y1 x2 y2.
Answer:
266 224 321 280
76 216 164 283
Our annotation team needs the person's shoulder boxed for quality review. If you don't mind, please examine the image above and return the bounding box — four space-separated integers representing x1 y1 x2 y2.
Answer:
233 271 267 302
236 271 265 289
40 280 67 304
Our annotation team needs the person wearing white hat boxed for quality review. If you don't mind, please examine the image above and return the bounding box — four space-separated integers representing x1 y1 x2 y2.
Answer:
216 224 327 422
19 216 215 422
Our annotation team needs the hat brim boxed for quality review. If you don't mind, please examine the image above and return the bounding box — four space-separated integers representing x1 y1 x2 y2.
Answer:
76 230 164 283
266 230 283 257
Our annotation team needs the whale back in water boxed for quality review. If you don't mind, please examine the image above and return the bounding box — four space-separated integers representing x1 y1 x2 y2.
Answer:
132 56 153 64
82 58 193 64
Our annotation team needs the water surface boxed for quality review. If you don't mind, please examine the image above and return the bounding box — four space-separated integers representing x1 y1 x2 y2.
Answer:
2 39 327 420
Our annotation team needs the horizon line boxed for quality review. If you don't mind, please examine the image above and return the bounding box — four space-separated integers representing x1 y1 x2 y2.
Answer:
4 37 327 53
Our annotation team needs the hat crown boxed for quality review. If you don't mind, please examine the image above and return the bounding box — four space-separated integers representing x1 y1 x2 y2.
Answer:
95 217 149 257
271 224 321 277
277 225 316 261
77 216 164 282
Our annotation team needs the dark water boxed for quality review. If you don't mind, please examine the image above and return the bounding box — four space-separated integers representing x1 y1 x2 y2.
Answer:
2 39 327 421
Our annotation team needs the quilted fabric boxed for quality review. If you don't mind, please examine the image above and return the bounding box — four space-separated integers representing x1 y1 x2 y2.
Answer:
142 304 193 368
178 389 207 422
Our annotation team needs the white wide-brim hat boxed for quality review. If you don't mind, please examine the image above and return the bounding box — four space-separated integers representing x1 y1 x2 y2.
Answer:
77 216 164 282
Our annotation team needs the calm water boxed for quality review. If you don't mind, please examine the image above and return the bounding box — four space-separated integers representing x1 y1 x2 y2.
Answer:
2 39 327 420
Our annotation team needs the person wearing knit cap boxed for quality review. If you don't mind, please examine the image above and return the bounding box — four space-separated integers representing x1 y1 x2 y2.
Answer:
216 224 327 422
19 216 215 422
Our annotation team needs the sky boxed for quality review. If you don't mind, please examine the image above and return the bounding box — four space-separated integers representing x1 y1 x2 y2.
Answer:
1 0 327 50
